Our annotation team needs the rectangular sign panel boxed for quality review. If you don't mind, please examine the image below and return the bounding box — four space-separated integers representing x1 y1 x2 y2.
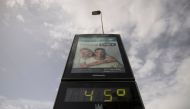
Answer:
53 81 145 109
62 34 134 80
72 36 125 73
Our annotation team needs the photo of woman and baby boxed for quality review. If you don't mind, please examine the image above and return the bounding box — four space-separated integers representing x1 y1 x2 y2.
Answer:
77 48 123 68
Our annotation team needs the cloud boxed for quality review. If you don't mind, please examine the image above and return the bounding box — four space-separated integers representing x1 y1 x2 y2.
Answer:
129 56 143 71
6 0 25 8
16 14 25 23
0 96 53 109
1 0 190 109
146 57 190 109
137 59 156 78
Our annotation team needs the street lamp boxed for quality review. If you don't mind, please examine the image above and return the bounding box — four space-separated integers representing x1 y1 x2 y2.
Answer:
92 10 104 34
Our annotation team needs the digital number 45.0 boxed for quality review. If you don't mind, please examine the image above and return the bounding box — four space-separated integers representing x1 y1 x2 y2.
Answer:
84 89 126 102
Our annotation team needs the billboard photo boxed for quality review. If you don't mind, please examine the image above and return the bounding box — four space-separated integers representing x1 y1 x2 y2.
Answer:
71 36 125 73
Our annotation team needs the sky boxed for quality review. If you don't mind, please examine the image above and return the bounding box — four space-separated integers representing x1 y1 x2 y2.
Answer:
0 0 190 109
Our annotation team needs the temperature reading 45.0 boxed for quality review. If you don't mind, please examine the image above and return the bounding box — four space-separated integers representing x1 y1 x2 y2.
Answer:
64 88 130 102
85 89 126 102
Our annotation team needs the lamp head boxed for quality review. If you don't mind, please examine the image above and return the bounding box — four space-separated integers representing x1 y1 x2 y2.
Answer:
92 10 101 15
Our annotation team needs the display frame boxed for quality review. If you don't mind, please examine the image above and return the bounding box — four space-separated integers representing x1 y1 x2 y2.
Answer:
53 81 145 109
62 34 135 80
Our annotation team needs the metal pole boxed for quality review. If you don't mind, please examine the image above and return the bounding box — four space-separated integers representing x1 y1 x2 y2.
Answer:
100 13 104 34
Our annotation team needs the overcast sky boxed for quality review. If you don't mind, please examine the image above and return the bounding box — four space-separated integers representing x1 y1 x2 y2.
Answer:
0 0 190 109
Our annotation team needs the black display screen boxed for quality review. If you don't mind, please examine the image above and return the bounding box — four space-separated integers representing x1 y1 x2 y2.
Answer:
53 81 145 109
64 88 131 102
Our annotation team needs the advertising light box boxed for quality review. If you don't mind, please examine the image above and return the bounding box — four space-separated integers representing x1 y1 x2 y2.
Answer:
62 34 134 80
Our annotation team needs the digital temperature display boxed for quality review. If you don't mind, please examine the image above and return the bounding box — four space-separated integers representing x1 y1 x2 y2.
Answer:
64 88 132 102
53 81 145 109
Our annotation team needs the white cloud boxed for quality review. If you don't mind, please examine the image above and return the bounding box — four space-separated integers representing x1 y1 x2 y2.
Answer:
176 57 190 87
0 96 53 109
0 66 8 72
162 61 177 75
128 40 143 56
161 48 180 74
49 30 63 40
137 59 156 78
16 14 25 23
50 42 59 50
146 49 162 59
43 22 53 28
6 0 16 8
6 0 25 7
129 0 161 39
30 0 39 5
26 0 165 37
38 0 54 10
129 55 143 71
17 0 25 6
146 57 190 109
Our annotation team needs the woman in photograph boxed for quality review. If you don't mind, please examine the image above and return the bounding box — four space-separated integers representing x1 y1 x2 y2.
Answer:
79 48 121 68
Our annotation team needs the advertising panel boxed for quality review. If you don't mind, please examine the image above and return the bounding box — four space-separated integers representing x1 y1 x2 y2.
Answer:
72 36 125 73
